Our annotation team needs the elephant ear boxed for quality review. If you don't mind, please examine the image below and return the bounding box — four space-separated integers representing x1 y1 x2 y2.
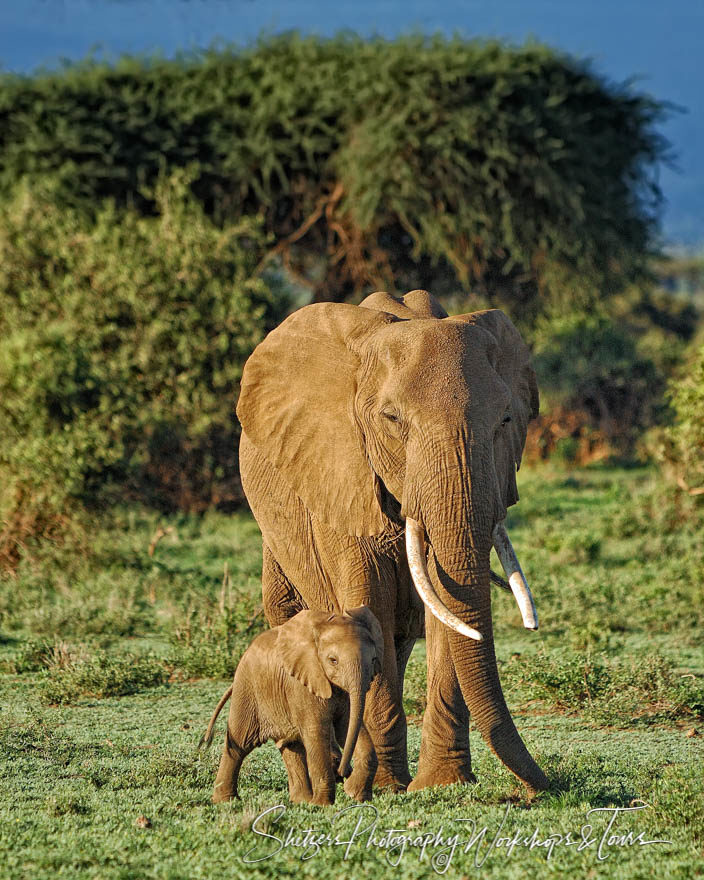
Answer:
237 303 395 536
343 605 385 668
276 610 332 699
452 309 539 509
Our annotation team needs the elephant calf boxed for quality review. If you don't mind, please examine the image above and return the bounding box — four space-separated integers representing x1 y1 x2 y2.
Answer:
200 606 384 805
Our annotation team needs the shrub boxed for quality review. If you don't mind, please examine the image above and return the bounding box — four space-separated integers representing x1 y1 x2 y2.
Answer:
0 35 669 310
39 649 169 704
655 337 704 498
0 172 288 568
168 593 266 680
0 638 56 673
528 310 665 460
505 649 704 725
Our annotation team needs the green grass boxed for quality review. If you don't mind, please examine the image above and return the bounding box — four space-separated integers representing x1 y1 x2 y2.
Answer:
1 466 703 878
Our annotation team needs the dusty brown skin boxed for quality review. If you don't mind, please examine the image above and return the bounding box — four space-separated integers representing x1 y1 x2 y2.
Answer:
237 290 548 795
202 607 383 805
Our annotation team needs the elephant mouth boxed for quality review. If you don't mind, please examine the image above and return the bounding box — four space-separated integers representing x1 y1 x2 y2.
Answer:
404 517 539 639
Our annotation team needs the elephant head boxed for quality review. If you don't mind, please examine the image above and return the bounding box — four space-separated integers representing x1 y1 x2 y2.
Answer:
238 290 547 793
277 607 384 777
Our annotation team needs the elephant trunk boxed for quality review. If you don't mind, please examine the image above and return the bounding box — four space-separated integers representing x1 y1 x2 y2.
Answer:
337 668 369 778
445 580 548 793
411 444 548 794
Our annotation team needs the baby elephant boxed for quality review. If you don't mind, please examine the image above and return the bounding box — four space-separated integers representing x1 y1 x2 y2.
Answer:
201 606 384 805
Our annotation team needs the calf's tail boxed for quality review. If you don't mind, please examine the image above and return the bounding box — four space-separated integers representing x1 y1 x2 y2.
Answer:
198 685 233 750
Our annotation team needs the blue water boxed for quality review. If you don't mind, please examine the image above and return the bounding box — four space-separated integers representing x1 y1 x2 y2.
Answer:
1 0 702 246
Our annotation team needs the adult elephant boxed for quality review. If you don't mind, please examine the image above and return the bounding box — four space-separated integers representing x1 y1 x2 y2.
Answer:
236 289 548 795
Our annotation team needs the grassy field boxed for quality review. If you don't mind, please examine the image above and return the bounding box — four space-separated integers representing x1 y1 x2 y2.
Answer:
1 465 702 879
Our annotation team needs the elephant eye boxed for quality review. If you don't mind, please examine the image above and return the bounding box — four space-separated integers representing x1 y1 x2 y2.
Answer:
382 410 400 423
328 656 338 665
502 413 512 425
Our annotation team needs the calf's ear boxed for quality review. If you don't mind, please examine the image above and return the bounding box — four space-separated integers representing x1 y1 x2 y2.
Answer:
276 611 332 699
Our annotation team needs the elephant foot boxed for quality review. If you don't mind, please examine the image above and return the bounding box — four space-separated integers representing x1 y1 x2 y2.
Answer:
343 774 373 802
523 777 550 798
310 791 336 806
407 766 477 792
212 788 238 804
373 766 410 793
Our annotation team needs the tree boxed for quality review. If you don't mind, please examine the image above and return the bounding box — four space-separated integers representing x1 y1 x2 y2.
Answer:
0 34 671 317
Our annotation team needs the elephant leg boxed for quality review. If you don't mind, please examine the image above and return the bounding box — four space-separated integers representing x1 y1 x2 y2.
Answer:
330 727 344 780
334 713 378 803
301 727 337 806
213 730 253 803
279 741 313 803
408 611 475 792
262 543 303 627
212 682 260 803
395 635 416 700
366 629 412 791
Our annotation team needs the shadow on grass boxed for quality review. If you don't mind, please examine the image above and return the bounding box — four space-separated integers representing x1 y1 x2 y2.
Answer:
1 718 215 793
540 754 641 808
0 632 20 646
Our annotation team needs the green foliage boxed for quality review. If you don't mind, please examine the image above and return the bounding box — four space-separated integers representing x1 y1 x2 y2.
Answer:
506 650 704 724
0 173 287 566
516 650 610 707
39 648 169 704
530 311 665 452
655 336 704 496
44 789 91 818
168 599 266 680
507 467 704 646
402 644 428 717
0 35 669 309
0 638 56 674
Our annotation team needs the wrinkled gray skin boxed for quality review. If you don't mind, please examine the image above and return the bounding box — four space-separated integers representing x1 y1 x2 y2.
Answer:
201 607 384 805
237 290 548 795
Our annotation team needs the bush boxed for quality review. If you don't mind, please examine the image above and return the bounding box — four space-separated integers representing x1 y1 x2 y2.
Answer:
168 594 266 680
0 638 56 673
39 648 169 704
0 35 669 309
506 649 704 725
655 337 704 497
0 172 288 568
528 311 665 460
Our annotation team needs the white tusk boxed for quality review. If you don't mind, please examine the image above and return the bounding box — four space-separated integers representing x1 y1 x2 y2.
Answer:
405 518 482 641
492 522 539 630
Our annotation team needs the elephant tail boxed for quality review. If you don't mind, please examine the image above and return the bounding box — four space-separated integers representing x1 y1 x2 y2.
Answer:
198 685 233 750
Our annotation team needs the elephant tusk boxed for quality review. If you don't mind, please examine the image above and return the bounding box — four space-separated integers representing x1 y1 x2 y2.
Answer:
405 518 482 641
492 522 539 630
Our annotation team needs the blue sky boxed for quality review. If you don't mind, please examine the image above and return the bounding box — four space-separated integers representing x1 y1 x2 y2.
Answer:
1 0 702 247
